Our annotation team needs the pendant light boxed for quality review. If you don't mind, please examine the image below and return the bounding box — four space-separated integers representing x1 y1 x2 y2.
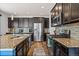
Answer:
11 15 14 20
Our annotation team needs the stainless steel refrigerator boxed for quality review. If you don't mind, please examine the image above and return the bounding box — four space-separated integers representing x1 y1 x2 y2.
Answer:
34 23 43 41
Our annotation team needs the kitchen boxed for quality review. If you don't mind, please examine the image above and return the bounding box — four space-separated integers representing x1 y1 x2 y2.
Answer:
0 3 79 56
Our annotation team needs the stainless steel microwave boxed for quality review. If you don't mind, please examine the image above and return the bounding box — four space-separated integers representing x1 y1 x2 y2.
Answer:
53 13 62 26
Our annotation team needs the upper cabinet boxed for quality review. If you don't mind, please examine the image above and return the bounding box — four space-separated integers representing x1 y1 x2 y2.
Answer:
13 18 19 28
51 3 63 26
71 3 79 21
28 18 34 27
23 18 28 27
62 3 71 24
51 3 79 26
18 18 24 28
54 4 59 16
8 18 14 28
44 18 49 28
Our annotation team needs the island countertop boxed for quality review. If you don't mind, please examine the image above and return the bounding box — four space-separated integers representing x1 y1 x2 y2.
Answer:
54 38 79 48
0 34 31 49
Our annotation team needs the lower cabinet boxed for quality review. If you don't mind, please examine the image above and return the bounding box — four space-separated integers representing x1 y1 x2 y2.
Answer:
16 38 29 56
53 40 68 56
53 40 79 56
15 35 32 56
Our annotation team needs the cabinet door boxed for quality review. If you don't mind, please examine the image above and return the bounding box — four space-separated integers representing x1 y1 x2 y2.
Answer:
29 18 33 27
63 3 71 24
58 3 62 14
71 3 79 21
13 18 19 28
18 18 24 28
55 4 59 16
24 39 27 56
16 48 24 56
8 18 14 28
44 18 49 28
24 18 28 27
16 42 24 56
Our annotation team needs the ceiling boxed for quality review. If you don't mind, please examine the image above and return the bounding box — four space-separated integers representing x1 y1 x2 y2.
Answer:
0 3 55 17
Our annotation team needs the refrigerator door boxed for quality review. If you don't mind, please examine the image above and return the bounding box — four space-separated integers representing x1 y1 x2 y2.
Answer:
38 23 42 41
34 23 39 41
34 23 42 41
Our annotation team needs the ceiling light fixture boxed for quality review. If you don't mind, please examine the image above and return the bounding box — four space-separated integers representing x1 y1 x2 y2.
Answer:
11 15 14 20
41 6 44 8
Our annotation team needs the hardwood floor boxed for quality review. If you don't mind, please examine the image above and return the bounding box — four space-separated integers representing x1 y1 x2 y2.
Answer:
27 41 50 56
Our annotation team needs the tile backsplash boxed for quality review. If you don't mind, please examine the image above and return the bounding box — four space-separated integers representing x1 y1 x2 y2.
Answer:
56 22 79 40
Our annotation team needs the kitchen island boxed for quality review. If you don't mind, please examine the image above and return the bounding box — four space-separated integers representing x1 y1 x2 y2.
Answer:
53 38 79 56
0 34 32 56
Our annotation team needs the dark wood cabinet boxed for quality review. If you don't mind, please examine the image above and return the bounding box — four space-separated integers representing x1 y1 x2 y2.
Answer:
62 3 79 24
15 38 29 56
16 41 24 56
51 3 79 25
8 18 19 28
13 18 19 27
51 3 63 27
58 3 63 14
24 39 29 56
53 40 79 56
8 18 14 28
44 18 49 28
62 3 71 24
53 40 68 56
18 18 24 28
71 3 79 22
54 4 59 16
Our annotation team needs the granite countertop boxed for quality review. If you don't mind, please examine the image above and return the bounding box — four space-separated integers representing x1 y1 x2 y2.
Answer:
0 34 31 49
6 32 33 34
54 38 79 48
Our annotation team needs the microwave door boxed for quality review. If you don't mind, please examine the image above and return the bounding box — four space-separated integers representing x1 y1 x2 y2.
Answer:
58 16 61 25
53 17 58 26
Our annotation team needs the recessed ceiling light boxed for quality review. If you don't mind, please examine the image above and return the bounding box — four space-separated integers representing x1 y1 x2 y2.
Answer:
41 6 45 8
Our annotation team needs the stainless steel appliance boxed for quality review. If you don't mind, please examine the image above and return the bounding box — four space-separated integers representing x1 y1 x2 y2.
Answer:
52 13 62 26
34 23 43 41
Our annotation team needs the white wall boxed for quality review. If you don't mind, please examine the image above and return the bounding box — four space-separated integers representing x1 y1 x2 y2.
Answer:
0 11 8 35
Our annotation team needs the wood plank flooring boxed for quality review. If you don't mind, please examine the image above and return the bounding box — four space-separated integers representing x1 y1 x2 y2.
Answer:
27 41 50 56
